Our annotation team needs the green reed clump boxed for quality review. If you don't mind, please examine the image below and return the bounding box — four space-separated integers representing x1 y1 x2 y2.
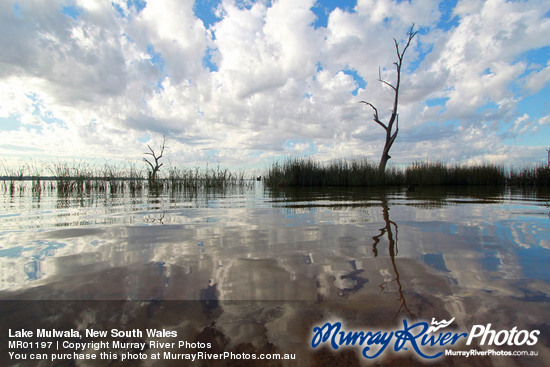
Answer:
405 161 444 186
508 164 550 187
265 158 403 187
405 162 507 186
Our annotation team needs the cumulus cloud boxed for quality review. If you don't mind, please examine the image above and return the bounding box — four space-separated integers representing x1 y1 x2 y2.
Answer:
127 0 208 83
424 0 550 119
1 0 549 170
524 61 550 94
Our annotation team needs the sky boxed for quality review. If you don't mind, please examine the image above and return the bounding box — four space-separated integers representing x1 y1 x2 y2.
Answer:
1 0 549 173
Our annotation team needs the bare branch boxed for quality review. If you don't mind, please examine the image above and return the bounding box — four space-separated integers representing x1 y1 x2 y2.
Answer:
379 79 397 91
394 38 400 60
143 158 154 170
158 137 166 159
378 66 397 91
144 147 155 156
400 24 418 60
359 101 378 116
145 158 157 170
359 101 387 130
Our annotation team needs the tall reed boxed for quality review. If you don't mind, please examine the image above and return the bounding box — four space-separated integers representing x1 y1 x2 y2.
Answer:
168 165 248 190
508 164 550 187
405 162 507 186
265 158 518 187
265 158 403 187
2 159 547 195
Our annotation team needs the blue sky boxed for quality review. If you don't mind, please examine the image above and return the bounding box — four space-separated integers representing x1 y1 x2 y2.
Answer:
1 0 549 172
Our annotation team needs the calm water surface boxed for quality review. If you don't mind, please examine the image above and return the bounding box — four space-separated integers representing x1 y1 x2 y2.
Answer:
0 182 548 366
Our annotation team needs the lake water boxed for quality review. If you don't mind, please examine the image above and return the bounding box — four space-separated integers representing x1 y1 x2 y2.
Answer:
0 182 548 366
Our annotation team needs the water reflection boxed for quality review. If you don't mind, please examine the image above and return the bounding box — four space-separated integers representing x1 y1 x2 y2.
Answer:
372 194 413 319
0 184 549 365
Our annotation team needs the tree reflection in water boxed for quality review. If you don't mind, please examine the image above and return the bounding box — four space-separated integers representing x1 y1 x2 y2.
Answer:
372 194 414 319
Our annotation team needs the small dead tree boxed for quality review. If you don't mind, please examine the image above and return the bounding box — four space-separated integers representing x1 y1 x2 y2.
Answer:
143 136 166 187
361 24 417 172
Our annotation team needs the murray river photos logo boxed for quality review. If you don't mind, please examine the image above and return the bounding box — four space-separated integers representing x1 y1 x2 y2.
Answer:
310 318 540 360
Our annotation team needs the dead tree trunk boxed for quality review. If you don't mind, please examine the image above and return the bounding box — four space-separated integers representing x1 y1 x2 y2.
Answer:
360 24 417 173
143 136 166 188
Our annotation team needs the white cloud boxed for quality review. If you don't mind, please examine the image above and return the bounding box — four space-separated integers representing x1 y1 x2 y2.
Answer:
513 114 530 134
538 114 550 127
425 0 550 120
1 0 549 171
128 0 208 83
524 61 550 94
211 0 321 99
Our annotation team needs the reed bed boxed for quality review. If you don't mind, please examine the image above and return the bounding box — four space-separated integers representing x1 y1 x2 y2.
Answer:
508 164 550 187
405 162 507 186
265 158 547 188
2 160 549 195
265 158 403 187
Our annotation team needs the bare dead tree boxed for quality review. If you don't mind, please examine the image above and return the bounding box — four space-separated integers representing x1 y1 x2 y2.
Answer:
547 147 550 167
143 136 166 186
360 24 418 173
